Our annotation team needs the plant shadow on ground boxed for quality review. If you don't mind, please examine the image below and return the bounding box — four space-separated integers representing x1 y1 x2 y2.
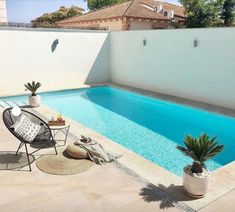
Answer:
0 151 34 171
139 183 197 209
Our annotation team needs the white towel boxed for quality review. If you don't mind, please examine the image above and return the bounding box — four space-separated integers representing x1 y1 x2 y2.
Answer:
74 135 122 165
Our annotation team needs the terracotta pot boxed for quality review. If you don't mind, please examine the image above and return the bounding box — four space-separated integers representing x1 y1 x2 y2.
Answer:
183 166 210 198
28 95 41 107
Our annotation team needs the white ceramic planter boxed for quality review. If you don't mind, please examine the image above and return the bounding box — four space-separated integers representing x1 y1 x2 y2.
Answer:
28 95 41 107
183 166 210 198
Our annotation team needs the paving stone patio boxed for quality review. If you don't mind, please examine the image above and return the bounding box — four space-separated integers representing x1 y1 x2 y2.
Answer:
0 108 182 212
0 89 235 211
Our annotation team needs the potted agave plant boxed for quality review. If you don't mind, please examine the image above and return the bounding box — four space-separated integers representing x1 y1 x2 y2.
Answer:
177 134 224 198
24 81 42 107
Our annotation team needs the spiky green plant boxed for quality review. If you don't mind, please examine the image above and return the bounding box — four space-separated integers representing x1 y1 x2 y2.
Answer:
24 81 41 96
177 134 224 173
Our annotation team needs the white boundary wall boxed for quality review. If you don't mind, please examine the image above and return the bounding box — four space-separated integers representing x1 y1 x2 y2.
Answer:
0 28 235 110
110 28 235 109
0 29 110 96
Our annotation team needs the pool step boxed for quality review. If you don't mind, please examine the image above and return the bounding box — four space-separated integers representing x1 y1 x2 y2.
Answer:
0 100 27 109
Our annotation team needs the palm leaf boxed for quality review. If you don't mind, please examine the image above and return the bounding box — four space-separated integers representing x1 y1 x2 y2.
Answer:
24 81 41 96
177 134 224 170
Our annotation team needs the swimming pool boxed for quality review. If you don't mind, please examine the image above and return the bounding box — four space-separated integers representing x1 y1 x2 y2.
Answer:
1 86 235 176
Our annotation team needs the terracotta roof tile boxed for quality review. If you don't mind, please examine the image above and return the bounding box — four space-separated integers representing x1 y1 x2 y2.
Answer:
59 1 131 23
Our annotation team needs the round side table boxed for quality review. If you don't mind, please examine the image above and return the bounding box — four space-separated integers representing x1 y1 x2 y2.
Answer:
49 125 70 146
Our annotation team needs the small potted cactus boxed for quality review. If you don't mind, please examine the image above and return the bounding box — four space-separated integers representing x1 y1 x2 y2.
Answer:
24 81 42 107
177 134 224 198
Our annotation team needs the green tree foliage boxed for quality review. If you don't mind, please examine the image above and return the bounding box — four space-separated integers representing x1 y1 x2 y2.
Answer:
180 0 225 27
221 0 235 26
86 0 127 10
31 6 84 27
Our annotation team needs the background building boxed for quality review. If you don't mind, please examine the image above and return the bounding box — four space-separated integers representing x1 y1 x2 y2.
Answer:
0 0 7 23
58 0 185 30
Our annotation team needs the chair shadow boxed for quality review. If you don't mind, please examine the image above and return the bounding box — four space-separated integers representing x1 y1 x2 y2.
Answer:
139 183 196 209
30 139 55 149
0 151 35 171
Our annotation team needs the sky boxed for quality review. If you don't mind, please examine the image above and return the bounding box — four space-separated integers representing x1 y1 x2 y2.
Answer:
6 0 87 23
6 0 180 23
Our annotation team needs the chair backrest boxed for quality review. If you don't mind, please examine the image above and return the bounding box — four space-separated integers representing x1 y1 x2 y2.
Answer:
2 108 52 143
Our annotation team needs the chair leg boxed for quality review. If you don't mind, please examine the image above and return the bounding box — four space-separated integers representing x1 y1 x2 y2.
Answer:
53 139 58 155
15 142 24 155
24 143 32 171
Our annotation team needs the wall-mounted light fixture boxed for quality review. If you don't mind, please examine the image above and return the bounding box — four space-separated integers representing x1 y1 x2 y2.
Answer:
193 39 198 47
51 39 59 52
143 39 147 46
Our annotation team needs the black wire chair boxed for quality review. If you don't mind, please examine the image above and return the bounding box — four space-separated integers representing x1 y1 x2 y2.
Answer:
2 108 57 171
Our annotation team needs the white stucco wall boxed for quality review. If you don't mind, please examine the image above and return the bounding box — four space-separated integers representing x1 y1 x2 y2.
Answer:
0 29 110 96
110 28 235 109
1 27 235 110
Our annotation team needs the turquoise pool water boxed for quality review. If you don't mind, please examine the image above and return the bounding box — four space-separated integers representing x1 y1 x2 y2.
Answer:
1 86 235 176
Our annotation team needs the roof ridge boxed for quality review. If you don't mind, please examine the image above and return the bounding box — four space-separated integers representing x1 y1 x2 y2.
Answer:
124 0 137 16
87 0 131 13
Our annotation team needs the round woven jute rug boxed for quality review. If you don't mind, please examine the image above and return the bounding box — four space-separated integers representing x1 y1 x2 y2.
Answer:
36 150 93 175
